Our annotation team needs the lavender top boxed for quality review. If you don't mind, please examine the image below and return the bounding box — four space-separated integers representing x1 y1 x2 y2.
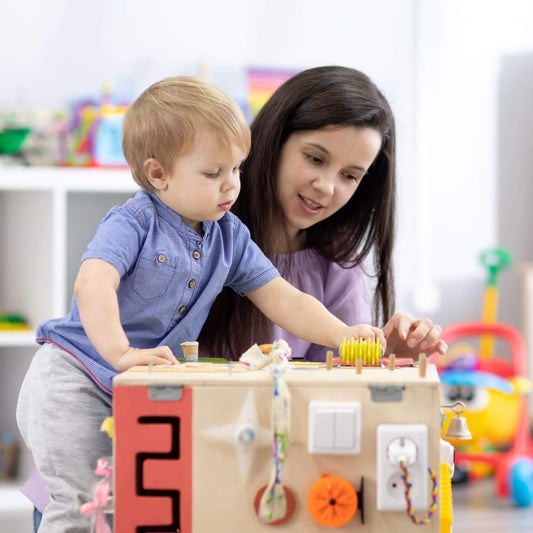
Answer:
271 248 372 361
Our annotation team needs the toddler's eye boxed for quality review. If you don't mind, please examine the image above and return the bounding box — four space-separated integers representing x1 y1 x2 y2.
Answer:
204 170 220 179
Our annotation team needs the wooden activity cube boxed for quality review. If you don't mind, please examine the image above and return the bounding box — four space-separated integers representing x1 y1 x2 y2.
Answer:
113 363 444 532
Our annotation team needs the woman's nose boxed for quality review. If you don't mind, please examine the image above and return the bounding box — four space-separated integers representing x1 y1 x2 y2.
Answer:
312 172 335 196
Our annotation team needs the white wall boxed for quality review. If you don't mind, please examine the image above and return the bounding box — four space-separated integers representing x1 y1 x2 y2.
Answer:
2 0 533 333
0 0 418 306
0 0 416 106
410 0 533 334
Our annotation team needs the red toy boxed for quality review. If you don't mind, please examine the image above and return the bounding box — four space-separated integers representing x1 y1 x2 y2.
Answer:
438 321 533 506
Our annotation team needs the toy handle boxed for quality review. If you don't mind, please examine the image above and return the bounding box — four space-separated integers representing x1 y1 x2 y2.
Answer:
479 247 512 286
478 248 512 358
440 321 527 376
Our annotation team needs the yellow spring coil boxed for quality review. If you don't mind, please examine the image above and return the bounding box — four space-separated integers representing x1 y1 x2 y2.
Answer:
440 463 453 533
339 337 383 366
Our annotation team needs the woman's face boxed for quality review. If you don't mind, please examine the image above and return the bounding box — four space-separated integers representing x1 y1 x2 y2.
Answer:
276 126 382 245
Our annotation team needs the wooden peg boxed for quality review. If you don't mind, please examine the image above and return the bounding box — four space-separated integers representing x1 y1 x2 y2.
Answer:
326 350 333 371
355 357 362 375
388 353 396 371
418 353 427 378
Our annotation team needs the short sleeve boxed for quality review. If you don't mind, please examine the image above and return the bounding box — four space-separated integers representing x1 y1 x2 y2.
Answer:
81 204 147 277
225 216 279 295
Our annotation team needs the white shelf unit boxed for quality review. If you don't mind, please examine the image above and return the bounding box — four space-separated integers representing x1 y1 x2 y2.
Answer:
0 166 138 517
0 166 137 330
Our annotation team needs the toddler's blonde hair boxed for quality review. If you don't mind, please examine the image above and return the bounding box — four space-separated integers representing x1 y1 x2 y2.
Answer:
122 76 250 191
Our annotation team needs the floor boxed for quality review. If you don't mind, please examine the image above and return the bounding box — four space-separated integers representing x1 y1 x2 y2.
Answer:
452 478 533 532
3 478 533 532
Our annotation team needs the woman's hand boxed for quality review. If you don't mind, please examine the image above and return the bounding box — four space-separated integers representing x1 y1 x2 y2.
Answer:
382 312 447 359
114 345 179 372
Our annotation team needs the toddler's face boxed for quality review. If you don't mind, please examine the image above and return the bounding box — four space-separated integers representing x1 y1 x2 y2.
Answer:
276 126 382 245
157 132 246 233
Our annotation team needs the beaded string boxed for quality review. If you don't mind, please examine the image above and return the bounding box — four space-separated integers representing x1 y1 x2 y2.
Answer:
399 461 438 525
258 340 291 523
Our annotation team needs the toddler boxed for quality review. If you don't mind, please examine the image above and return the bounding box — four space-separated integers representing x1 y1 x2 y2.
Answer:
17 76 384 532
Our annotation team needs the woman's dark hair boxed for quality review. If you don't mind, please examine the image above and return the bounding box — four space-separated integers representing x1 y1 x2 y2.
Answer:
199 66 396 359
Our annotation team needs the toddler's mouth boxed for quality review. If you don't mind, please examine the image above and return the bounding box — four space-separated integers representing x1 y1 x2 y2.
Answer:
218 201 234 211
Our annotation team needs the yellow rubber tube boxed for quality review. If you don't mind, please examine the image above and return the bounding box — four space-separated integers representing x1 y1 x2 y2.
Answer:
440 463 453 533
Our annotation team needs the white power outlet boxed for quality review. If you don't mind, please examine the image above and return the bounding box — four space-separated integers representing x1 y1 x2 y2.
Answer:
376 424 428 511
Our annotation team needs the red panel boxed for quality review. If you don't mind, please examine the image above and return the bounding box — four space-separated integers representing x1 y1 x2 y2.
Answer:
114 384 193 532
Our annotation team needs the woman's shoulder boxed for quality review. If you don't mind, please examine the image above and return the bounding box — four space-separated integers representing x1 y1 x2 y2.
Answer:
273 248 365 275
272 248 327 269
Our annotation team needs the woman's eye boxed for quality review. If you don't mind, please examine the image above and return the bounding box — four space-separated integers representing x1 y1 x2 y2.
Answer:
304 153 322 165
232 166 241 174
343 172 362 183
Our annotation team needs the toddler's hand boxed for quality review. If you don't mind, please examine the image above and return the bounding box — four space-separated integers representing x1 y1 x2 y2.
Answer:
114 345 179 372
341 324 386 349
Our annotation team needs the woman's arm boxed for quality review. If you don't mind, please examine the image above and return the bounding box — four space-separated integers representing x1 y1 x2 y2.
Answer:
246 276 385 349
75 258 178 370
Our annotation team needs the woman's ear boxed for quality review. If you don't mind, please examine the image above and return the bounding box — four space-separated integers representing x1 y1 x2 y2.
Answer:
144 158 168 191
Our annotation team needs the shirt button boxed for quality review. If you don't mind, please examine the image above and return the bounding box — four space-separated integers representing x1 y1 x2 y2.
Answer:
193 251 201 260
188 280 196 288
157 254 166 263
178 305 186 313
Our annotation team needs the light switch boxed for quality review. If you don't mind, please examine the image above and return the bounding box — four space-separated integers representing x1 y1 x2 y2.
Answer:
335 409 356 449
308 401 361 455
313 408 334 448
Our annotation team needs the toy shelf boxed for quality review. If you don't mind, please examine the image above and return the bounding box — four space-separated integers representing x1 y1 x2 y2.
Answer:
0 481 33 529
0 482 33 511
0 331 36 347
0 166 138 520
0 166 138 330
0 165 134 192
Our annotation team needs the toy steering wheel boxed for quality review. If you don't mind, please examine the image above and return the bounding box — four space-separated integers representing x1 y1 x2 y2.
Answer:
478 248 512 286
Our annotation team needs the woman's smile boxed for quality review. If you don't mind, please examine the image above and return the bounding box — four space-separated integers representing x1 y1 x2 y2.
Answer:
298 193 324 213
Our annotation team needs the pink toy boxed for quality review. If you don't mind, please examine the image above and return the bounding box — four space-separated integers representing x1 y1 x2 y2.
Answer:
80 458 113 533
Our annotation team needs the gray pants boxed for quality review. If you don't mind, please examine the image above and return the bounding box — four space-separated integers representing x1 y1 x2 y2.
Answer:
16 343 113 533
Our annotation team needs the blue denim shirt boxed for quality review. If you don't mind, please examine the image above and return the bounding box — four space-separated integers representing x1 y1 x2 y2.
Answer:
36 190 279 394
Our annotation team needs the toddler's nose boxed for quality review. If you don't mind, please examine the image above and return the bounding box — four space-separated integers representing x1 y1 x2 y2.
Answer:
222 169 240 192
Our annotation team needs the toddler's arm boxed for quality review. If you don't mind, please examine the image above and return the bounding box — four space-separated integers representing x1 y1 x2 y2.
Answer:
75 258 178 371
246 276 385 349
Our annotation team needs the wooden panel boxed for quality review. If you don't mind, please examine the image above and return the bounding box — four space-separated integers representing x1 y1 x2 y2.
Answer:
114 365 442 532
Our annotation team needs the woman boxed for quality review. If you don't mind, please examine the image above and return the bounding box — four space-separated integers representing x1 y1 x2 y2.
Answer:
199 65 446 360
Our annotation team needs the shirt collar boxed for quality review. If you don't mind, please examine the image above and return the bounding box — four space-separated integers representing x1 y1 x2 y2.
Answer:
146 191 213 241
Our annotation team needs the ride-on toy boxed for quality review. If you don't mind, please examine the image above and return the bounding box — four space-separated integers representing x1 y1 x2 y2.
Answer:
439 321 533 506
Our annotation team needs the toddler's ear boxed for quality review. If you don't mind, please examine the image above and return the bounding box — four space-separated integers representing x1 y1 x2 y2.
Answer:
144 158 168 190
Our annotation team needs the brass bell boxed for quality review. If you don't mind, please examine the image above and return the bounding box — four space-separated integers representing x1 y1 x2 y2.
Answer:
445 415 472 440
443 402 472 440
